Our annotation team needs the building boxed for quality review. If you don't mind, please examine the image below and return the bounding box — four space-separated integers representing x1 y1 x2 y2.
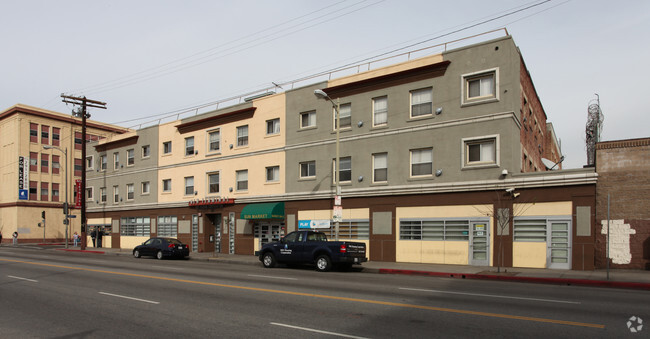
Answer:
595 137 650 270
84 33 597 270
0 104 128 244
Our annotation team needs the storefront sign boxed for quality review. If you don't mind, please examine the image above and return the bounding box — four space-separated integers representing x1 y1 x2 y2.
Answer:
18 156 28 200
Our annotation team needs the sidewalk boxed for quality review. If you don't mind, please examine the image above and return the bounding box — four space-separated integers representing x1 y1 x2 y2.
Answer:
55 245 650 291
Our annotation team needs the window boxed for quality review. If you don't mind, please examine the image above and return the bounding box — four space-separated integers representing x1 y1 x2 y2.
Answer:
185 137 195 156
100 155 107 171
163 141 172 154
237 125 248 146
86 155 94 170
334 103 351 130
411 148 433 177
513 219 547 242
29 152 38 171
266 118 280 135
141 181 150 195
334 157 351 183
52 127 60 146
300 110 316 129
208 129 220 152
100 187 107 203
208 172 219 194
399 219 472 241
410 88 432 117
236 170 248 191
74 158 82 177
29 181 37 200
41 154 49 173
41 125 49 145
158 216 178 237
266 166 279 182
372 96 388 126
113 186 119 203
41 182 49 201
373 153 387 183
463 69 497 104
113 152 120 170
325 220 370 240
126 183 134 200
86 187 93 201
142 145 151 158
185 176 194 195
127 149 134 166
30 123 38 143
74 132 82 150
162 179 172 192
120 217 151 236
300 161 316 179
52 183 60 202
465 138 496 165
52 155 60 174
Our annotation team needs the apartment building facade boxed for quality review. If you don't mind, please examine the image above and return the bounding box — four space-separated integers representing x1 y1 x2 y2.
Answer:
0 104 128 243
84 35 597 270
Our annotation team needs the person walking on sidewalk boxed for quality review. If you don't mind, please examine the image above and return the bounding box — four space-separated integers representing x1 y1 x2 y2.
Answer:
0 232 3 246
73 232 79 247
12 231 18 245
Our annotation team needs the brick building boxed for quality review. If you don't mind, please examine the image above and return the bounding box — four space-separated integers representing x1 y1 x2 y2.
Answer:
595 137 650 269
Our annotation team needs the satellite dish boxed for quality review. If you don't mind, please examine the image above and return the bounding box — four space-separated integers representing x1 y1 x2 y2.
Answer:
541 158 556 170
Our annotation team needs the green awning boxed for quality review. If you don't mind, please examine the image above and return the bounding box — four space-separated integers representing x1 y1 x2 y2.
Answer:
240 202 285 219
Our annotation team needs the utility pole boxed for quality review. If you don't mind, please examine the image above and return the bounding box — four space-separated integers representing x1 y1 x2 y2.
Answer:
61 95 106 251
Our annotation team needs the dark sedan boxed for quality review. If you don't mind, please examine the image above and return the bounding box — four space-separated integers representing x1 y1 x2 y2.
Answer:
133 237 189 260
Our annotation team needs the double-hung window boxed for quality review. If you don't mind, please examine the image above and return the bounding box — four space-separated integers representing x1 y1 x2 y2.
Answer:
208 172 219 194
334 103 351 130
142 145 151 158
300 161 316 179
236 170 248 191
373 153 387 183
411 148 433 177
300 110 316 129
266 166 279 182
100 155 107 171
410 88 432 118
185 137 195 156
184 176 194 195
162 179 172 193
113 152 120 170
237 125 248 146
266 118 280 135
100 187 107 203
127 183 134 200
113 185 119 203
141 181 150 195
372 96 388 126
334 157 351 183
208 129 220 152
163 141 172 154
127 149 134 166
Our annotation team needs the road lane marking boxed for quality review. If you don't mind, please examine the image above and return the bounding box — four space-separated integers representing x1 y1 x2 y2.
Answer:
0 258 605 329
271 322 368 339
99 292 160 304
399 287 581 304
152 265 183 270
8 275 38 283
248 274 298 280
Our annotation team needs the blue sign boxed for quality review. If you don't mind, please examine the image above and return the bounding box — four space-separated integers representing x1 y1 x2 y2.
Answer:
18 189 28 200
298 220 311 229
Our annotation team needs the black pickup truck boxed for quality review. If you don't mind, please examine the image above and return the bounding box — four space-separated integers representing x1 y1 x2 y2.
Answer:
255 230 367 272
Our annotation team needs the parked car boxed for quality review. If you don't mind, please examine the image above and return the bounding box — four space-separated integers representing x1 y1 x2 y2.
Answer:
255 230 367 272
133 237 189 260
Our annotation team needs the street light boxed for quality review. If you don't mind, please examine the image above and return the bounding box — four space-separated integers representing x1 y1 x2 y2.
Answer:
43 145 69 249
314 89 341 241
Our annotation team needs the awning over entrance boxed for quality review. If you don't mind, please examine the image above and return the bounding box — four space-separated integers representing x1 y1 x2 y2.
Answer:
240 202 285 219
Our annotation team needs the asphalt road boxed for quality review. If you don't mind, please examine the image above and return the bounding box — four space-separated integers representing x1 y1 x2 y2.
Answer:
1 246 648 338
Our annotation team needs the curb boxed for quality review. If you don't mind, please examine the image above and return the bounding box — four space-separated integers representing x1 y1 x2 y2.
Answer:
377 268 650 291
56 248 107 254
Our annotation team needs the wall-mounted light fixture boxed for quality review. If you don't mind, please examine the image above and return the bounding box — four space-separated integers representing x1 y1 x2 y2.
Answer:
435 107 443 115
435 169 443 177
357 121 363 127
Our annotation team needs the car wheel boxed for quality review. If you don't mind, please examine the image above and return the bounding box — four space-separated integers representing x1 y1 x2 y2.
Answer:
156 251 164 260
133 250 141 258
316 255 332 272
262 252 276 268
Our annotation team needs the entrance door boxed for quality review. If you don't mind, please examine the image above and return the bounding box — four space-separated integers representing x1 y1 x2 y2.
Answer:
214 214 222 253
547 221 571 269
469 222 489 266
191 215 199 252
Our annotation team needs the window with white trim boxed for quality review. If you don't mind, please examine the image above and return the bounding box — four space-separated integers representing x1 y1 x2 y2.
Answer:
334 103 351 130
300 110 316 129
142 145 151 158
410 88 432 118
208 129 220 152
410 148 433 177
185 137 195 156
120 217 151 236
157 216 178 237
236 170 248 191
266 118 280 135
207 172 219 194
373 153 387 183
513 219 547 242
462 69 498 105
113 152 120 170
86 155 94 170
300 161 316 179
113 185 119 203
126 183 134 200
237 125 248 146
127 149 134 166
372 96 388 126
141 181 150 195
163 141 172 154
86 187 93 201
334 157 351 183
464 137 496 166
399 219 472 240
266 166 279 182
185 176 194 195
100 187 106 203
162 179 172 193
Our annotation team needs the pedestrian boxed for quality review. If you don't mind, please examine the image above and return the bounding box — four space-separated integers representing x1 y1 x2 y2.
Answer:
0 232 3 246
91 228 96 247
73 232 79 247
12 231 18 246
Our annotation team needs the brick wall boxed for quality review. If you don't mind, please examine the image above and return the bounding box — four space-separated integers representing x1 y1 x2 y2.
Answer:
595 138 650 269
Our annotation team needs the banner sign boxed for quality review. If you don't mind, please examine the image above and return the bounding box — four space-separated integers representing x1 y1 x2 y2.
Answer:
298 219 331 229
18 156 28 200
75 179 82 208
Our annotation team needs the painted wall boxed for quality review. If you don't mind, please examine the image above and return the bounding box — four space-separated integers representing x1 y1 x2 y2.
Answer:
512 242 546 268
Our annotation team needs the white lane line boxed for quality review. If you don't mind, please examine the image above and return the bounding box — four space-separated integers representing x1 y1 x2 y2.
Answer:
270 322 368 339
99 292 160 304
399 287 580 304
248 274 298 280
8 275 38 283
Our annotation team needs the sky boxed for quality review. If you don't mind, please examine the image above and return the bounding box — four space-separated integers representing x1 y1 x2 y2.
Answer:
2 0 649 169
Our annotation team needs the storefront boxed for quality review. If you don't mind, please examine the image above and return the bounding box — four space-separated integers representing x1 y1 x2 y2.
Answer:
241 202 286 250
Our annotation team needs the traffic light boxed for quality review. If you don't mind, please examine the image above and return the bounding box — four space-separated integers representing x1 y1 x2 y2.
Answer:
41 210 45 219
63 202 68 215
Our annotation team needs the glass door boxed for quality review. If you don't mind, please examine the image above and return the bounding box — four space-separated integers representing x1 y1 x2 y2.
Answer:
191 215 199 252
547 221 571 269
469 222 489 266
